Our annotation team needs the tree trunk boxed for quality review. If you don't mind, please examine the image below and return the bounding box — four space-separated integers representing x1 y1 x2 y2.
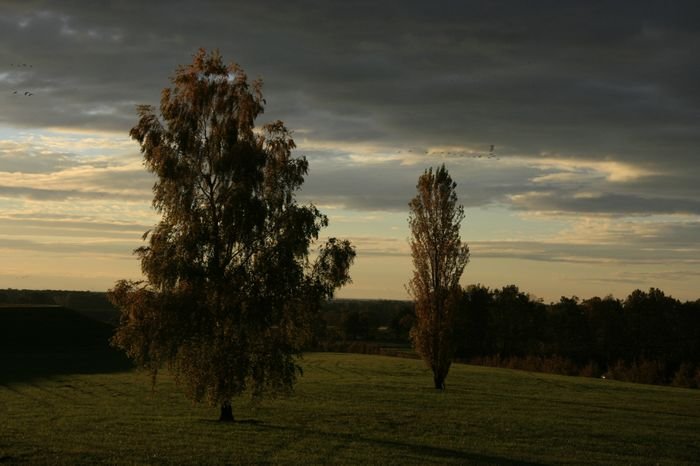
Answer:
219 401 234 422
433 373 445 390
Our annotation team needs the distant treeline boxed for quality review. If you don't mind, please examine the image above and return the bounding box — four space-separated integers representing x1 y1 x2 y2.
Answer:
3 287 699 388
455 285 700 387
315 286 700 389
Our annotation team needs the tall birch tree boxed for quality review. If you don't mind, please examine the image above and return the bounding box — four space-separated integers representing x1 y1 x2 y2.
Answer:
110 49 355 421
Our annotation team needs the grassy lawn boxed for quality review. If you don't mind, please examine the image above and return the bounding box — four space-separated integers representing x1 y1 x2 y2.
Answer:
1 352 699 465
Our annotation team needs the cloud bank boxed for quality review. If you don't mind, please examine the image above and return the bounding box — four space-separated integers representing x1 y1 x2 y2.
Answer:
1 1 699 299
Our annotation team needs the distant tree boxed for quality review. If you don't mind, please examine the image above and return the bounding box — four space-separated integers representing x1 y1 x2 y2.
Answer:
678 299 700 365
109 49 355 422
454 284 493 359
389 305 415 342
548 296 591 364
489 285 544 357
341 310 370 340
624 288 679 361
580 295 625 365
407 164 470 389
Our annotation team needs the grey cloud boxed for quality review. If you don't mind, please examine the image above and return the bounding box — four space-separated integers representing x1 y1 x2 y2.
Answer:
510 192 700 216
301 155 537 212
0 146 78 174
1 215 150 234
0 236 136 256
351 228 700 264
301 151 700 218
471 240 700 265
0 0 698 218
635 221 700 247
468 220 700 267
0 185 148 202
602 269 700 283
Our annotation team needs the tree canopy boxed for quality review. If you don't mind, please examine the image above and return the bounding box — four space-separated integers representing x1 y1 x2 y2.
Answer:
110 49 355 421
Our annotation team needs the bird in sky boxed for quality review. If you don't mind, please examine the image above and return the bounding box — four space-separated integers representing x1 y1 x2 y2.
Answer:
465 145 497 160
488 145 496 159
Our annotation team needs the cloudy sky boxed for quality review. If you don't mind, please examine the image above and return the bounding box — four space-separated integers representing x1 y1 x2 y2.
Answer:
1 1 699 301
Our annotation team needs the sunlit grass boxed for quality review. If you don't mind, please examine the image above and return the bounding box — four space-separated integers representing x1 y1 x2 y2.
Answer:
1 353 699 465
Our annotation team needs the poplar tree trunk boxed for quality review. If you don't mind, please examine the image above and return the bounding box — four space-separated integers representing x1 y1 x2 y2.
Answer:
219 401 234 422
434 373 446 390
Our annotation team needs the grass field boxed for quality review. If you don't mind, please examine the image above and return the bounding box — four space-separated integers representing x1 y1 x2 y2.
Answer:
1 351 699 465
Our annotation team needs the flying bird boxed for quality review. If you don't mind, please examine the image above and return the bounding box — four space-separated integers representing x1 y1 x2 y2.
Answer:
488 145 497 159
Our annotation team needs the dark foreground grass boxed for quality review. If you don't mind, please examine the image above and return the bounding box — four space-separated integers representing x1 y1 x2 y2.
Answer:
1 353 699 465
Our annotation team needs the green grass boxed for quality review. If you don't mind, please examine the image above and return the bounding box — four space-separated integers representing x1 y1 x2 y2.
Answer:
1 352 699 465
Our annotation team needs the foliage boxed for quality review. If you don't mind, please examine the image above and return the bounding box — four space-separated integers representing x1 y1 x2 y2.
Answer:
109 49 355 419
407 164 470 389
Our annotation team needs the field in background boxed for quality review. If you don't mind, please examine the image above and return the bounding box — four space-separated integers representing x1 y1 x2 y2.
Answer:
2 351 699 465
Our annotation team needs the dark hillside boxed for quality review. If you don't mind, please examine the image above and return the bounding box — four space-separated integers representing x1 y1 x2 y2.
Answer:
0 290 119 323
0 305 131 383
0 305 114 351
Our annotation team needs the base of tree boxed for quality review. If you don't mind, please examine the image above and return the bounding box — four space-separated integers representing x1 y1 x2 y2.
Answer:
434 376 446 390
219 402 234 422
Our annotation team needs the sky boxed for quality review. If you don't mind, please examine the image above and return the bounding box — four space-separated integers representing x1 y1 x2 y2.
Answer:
1 1 699 302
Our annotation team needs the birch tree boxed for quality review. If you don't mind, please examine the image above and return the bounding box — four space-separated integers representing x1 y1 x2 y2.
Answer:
110 49 355 421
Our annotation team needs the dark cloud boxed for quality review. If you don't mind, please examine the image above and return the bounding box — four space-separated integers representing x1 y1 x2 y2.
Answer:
0 145 78 173
0 214 150 234
3 1 699 300
0 0 698 217
472 238 700 265
0 236 135 256
0 184 147 202
635 221 700 247
301 154 537 212
510 192 700 216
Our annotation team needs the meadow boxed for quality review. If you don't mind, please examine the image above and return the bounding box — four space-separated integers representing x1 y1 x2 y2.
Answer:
2 350 699 465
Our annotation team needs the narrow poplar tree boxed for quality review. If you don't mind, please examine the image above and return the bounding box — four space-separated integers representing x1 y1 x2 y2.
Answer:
408 164 470 389
110 49 355 421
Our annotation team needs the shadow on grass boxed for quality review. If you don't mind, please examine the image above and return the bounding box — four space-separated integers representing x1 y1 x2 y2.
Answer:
0 349 133 385
199 418 264 425
232 422 545 465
